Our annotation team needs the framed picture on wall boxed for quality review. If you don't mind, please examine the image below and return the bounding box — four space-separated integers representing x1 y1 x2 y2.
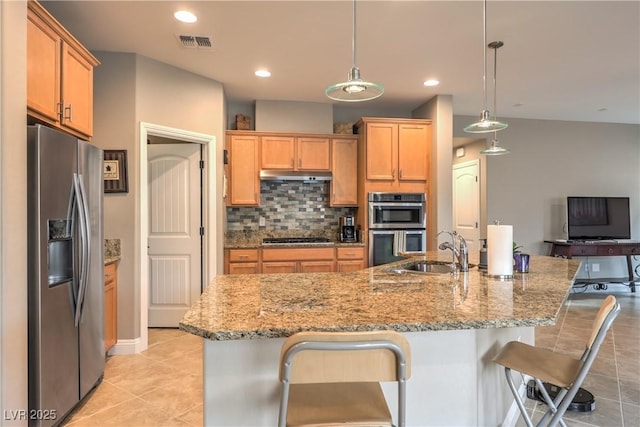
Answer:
103 150 129 193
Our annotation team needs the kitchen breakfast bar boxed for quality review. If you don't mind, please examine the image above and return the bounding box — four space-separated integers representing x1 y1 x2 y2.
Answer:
179 254 581 426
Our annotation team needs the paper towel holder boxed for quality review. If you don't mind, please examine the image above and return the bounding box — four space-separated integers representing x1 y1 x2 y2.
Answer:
484 220 514 280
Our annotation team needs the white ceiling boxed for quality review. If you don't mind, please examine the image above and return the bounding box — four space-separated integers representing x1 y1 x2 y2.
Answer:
41 0 639 124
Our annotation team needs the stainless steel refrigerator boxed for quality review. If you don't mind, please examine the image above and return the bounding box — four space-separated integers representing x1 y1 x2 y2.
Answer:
27 124 104 427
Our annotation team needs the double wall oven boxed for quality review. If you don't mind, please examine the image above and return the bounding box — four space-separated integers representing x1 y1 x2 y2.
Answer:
368 192 427 266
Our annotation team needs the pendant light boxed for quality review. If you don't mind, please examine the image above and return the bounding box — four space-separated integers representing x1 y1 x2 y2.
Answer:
464 0 508 133
481 132 511 155
480 41 510 155
325 0 383 102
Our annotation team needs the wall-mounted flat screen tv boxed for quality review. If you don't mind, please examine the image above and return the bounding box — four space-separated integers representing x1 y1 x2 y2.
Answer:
567 196 630 240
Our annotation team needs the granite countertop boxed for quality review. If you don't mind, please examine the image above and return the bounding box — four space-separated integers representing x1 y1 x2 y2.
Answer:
179 253 581 341
104 238 121 265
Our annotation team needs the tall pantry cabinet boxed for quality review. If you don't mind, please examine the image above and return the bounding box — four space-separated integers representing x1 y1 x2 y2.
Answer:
355 117 432 250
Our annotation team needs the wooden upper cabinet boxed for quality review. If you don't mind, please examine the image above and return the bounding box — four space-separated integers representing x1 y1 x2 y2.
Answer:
397 123 429 181
365 122 397 180
261 136 295 169
27 8 61 123
227 134 260 206
61 43 95 137
357 118 431 185
330 137 358 206
261 135 330 171
27 1 99 139
297 137 331 170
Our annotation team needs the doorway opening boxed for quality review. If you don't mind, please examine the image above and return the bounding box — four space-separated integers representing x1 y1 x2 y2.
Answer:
137 122 216 352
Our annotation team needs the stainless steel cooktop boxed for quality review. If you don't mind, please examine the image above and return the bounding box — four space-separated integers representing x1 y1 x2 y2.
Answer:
262 237 331 245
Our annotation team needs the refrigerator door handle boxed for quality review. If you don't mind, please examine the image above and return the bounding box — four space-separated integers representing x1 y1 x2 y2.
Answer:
73 173 91 326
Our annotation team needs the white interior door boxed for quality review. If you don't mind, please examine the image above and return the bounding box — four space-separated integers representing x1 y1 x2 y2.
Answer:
453 160 480 253
148 143 202 327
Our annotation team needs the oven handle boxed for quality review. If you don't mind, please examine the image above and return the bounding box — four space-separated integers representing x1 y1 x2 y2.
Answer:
369 202 425 208
369 230 426 235
369 223 426 230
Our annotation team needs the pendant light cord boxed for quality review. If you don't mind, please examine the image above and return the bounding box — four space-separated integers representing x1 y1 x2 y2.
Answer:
352 0 357 68
492 42 497 120
482 0 487 112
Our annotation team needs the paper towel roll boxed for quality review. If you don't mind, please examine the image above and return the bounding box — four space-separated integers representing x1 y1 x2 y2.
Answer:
487 224 513 276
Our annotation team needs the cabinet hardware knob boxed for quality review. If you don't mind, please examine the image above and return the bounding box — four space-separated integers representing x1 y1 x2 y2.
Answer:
392 169 395 179
399 169 403 179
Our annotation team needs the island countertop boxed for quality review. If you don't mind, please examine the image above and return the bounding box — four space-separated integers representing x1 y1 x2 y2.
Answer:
179 253 581 341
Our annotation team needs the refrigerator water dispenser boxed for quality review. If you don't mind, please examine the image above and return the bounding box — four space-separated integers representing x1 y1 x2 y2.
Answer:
48 219 72 286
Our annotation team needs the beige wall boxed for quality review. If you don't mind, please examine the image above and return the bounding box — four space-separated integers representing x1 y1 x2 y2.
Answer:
92 52 225 342
255 100 333 133
413 95 454 250
454 115 640 277
92 52 138 339
0 0 28 421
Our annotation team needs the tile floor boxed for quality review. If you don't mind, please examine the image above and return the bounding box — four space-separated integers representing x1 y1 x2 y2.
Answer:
518 289 639 427
63 290 638 427
63 329 203 426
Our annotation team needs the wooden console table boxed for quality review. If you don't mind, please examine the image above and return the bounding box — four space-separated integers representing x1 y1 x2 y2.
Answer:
545 240 639 292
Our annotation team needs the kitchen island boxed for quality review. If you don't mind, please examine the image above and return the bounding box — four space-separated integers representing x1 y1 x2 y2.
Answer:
180 253 580 426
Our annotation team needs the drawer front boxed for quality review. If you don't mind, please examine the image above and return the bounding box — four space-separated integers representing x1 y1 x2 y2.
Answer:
621 245 640 255
228 249 259 262
228 263 259 275
597 246 622 256
336 247 365 260
104 263 116 285
571 246 598 256
262 247 334 261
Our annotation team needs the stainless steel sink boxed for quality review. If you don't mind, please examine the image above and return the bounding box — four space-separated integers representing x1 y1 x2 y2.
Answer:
384 260 475 275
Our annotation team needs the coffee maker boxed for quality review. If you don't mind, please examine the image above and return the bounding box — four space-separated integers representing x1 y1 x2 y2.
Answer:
339 216 357 242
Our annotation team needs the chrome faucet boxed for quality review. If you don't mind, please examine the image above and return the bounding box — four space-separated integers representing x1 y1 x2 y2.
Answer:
438 231 469 272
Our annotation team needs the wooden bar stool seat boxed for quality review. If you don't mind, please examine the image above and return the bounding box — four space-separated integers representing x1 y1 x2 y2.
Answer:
278 330 411 427
493 295 620 427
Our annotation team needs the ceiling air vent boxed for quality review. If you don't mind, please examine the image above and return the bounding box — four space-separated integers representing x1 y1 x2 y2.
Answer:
177 35 213 50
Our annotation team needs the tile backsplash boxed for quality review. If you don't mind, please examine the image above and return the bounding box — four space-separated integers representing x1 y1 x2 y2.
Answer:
227 181 354 233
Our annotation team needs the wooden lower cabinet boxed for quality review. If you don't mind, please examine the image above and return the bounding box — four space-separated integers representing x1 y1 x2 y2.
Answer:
225 246 366 274
262 247 335 274
262 261 297 274
227 249 260 274
104 262 118 353
336 247 366 272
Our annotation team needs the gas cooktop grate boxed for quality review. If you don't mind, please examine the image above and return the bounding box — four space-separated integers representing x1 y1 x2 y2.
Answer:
262 237 331 245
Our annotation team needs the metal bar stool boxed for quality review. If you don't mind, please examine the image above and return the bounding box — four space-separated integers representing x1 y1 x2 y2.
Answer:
493 295 620 427
278 330 411 427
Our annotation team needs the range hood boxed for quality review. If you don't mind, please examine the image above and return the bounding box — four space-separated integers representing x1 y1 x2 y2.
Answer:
259 170 332 182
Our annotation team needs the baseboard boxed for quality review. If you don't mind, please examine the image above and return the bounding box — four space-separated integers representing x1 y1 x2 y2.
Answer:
107 337 147 355
502 375 532 427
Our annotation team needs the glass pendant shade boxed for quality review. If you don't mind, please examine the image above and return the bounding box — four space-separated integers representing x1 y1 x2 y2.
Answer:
325 67 384 102
464 110 508 133
480 134 510 155
325 0 383 102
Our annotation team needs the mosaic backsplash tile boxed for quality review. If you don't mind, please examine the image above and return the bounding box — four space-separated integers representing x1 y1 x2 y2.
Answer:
226 181 355 235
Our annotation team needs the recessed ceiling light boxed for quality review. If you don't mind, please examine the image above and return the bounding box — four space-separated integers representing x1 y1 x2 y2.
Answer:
255 69 271 78
423 79 440 87
174 10 197 23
